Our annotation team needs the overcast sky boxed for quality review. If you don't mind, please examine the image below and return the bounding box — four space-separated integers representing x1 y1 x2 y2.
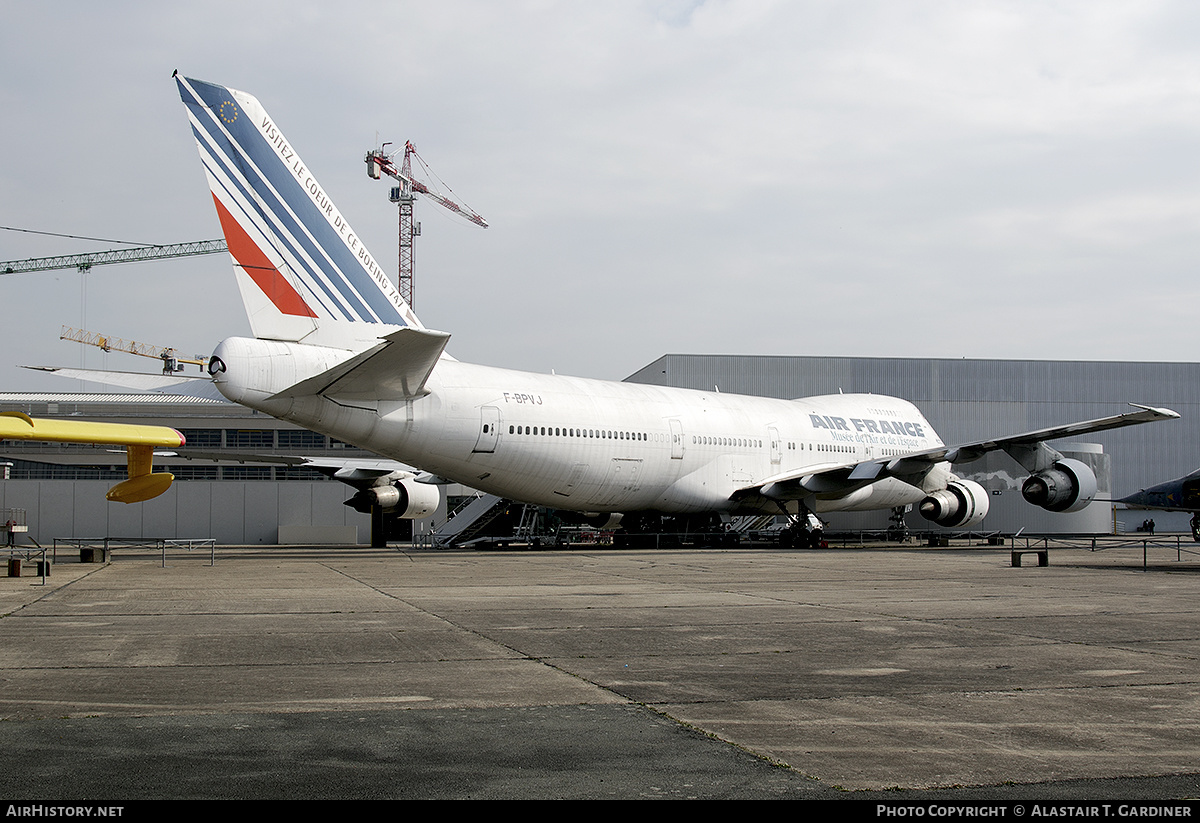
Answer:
2 1 1199 393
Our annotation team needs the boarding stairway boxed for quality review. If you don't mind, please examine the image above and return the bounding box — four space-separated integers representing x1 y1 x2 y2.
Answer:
428 493 510 548
729 514 780 539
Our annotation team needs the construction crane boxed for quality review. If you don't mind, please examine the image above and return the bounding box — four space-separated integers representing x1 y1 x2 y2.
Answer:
365 141 486 310
3 239 230 368
0 239 227 275
59 326 208 375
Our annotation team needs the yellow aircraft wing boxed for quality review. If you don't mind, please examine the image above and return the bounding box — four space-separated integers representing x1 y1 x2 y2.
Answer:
0 412 185 503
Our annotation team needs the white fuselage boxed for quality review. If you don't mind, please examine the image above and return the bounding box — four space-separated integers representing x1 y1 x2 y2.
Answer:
211 337 948 515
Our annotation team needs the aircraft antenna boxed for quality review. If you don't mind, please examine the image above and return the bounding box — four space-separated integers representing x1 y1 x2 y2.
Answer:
365 141 486 310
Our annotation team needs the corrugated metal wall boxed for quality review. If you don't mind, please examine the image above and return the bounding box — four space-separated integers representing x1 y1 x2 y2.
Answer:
0 480 371 545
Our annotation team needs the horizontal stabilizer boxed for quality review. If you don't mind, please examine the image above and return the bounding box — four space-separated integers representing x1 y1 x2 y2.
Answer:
24 366 226 401
272 327 451 401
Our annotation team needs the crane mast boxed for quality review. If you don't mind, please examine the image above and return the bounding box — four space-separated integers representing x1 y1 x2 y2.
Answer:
365 142 486 310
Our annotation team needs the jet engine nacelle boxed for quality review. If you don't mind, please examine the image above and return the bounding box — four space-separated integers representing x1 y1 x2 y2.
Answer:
919 479 990 527
345 478 442 518
1021 458 1097 513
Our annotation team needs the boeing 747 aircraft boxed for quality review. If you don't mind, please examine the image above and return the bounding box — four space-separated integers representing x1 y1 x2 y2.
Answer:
173 74 1178 547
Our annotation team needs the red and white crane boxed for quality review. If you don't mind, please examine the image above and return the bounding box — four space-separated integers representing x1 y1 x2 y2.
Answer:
365 141 486 310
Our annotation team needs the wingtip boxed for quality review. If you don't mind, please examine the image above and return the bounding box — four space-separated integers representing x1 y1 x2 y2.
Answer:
1130 403 1181 420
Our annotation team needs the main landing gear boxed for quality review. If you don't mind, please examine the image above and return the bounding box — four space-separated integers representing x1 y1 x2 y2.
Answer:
777 505 825 549
886 505 911 543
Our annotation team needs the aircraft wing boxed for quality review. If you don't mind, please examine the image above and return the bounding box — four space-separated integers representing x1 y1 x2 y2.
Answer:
932 404 1181 465
741 403 1180 501
171 447 444 517
172 449 422 490
0 412 184 503
0 412 185 448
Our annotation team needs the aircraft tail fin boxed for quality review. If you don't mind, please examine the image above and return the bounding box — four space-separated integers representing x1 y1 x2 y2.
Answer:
175 74 420 350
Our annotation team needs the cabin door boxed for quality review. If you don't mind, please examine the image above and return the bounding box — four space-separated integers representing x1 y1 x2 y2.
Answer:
473 406 501 453
669 419 685 459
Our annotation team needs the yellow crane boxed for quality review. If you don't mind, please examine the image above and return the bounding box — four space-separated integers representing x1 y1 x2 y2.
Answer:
58 325 208 374
1 237 227 374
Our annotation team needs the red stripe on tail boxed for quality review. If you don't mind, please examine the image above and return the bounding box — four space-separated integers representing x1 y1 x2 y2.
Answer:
211 195 318 318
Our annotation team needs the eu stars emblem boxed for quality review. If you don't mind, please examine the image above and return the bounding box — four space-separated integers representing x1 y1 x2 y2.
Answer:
218 100 239 124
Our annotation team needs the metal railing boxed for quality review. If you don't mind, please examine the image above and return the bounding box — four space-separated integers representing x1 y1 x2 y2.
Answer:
52 537 216 567
1010 532 1200 570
